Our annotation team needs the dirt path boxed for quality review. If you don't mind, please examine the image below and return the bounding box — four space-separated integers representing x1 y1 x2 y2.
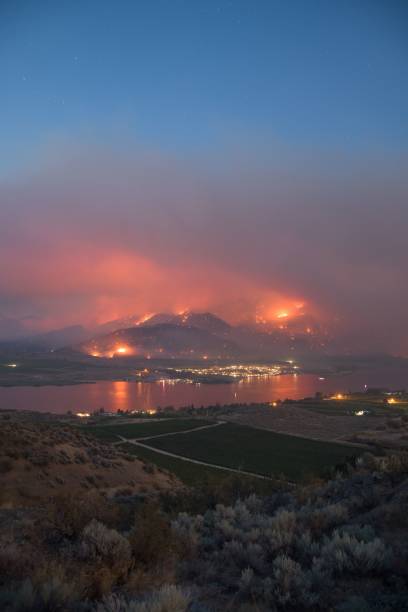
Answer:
91 417 180 427
131 420 225 441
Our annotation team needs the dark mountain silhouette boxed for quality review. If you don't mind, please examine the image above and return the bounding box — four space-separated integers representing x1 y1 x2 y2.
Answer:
0 310 329 359
81 322 238 359
74 310 329 360
141 312 231 335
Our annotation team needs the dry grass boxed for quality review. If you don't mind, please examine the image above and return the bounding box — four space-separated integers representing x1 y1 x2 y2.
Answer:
0 415 180 508
221 403 408 446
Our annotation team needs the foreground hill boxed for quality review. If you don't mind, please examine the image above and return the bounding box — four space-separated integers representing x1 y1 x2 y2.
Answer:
0 413 178 508
0 409 408 610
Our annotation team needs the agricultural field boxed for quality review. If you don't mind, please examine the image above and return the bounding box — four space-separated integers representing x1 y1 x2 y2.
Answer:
83 415 360 482
300 397 408 417
219 400 406 443
119 442 278 495
145 422 358 481
82 418 214 442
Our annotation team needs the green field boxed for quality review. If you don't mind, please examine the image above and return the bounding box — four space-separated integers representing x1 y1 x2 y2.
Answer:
83 418 213 442
147 423 359 481
84 415 361 483
119 442 279 494
120 441 233 486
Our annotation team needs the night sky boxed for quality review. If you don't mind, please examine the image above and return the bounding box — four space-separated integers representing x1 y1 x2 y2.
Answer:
0 1 407 353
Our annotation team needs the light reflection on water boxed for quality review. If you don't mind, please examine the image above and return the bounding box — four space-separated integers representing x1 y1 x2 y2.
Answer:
0 366 407 414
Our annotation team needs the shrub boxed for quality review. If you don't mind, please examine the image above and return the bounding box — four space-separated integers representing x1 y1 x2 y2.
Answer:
0 575 81 611
80 519 131 573
303 503 349 533
95 585 190 612
318 531 389 576
269 554 313 607
238 567 255 595
130 585 190 612
129 503 175 567
48 492 121 539
266 509 297 552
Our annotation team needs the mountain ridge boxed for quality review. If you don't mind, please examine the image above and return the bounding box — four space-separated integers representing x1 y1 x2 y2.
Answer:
77 310 325 360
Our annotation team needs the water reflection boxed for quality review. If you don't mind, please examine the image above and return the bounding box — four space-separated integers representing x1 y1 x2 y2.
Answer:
0 366 407 414
110 381 130 411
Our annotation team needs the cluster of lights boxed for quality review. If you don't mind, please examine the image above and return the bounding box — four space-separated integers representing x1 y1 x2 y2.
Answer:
157 377 194 385
326 394 403 407
171 363 284 380
130 408 157 415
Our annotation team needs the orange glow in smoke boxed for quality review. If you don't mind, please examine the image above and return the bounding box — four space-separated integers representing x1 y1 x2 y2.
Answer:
115 346 128 354
256 298 308 325
177 308 189 316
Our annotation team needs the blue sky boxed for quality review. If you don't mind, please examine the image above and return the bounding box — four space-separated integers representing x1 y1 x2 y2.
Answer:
0 1 408 353
1 0 407 173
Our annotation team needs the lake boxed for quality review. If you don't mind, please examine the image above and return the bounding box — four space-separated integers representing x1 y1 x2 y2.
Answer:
0 365 407 414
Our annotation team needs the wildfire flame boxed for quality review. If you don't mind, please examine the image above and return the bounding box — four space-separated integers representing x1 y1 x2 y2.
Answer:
256 299 308 325
116 346 127 354
136 313 155 325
